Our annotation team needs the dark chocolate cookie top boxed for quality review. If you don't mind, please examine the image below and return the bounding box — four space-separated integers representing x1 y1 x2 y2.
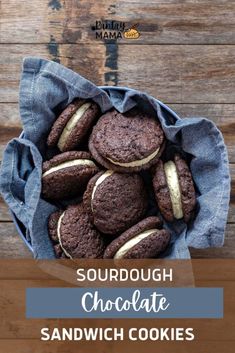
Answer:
89 108 165 172
42 151 95 173
58 204 105 259
103 216 170 259
42 151 99 200
83 171 148 235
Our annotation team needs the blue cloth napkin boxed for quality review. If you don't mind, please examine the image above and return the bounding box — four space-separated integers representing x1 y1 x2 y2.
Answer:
0 57 231 259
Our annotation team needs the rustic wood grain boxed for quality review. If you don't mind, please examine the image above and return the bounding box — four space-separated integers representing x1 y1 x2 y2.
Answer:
2 0 235 44
2 44 235 103
0 223 32 258
0 340 234 353
0 44 108 102
0 103 22 159
0 103 21 126
0 259 68 279
0 127 22 160
0 198 12 221
228 203 235 223
0 335 234 353
118 44 235 103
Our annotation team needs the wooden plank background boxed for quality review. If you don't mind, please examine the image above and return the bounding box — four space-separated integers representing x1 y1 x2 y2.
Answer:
0 0 235 258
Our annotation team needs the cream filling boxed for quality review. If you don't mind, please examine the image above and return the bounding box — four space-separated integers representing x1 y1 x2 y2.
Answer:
164 161 183 219
106 147 160 168
42 159 96 178
91 170 114 211
57 212 73 259
114 229 157 259
57 102 92 151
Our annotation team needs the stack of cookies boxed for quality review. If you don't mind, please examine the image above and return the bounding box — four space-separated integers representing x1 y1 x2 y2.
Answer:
42 99 196 259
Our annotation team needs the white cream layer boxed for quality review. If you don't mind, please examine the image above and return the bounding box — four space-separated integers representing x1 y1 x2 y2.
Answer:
114 228 157 259
58 102 91 151
91 170 114 211
57 212 73 259
164 161 183 219
42 159 96 178
106 147 160 168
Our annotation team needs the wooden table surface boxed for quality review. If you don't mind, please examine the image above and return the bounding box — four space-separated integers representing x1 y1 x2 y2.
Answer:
0 0 234 258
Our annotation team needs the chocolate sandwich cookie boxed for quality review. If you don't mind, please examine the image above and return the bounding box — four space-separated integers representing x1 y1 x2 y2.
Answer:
103 217 170 259
47 99 100 152
89 108 165 173
42 151 99 200
49 204 105 259
152 154 196 222
48 210 67 258
48 210 63 243
83 170 148 235
53 244 67 258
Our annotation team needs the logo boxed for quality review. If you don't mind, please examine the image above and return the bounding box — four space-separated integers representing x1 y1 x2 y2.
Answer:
124 24 140 39
91 20 140 40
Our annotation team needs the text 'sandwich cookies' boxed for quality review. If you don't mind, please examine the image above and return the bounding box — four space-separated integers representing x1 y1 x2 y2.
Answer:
83 171 148 235
103 217 170 259
89 108 165 173
152 154 196 222
42 151 99 200
49 204 105 259
47 99 100 152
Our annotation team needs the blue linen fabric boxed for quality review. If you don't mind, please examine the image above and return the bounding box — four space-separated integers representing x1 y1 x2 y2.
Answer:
0 57 231 259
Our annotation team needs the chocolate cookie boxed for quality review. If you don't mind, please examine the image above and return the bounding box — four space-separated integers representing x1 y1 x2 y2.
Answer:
152 154 196 222
53 244 67 259
83 171 148 235
103 217 170 259
42 151 99 200
47 99 100 152
48 210 63 243
48 210 67 258
89 108 165 173
49 204 105 259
